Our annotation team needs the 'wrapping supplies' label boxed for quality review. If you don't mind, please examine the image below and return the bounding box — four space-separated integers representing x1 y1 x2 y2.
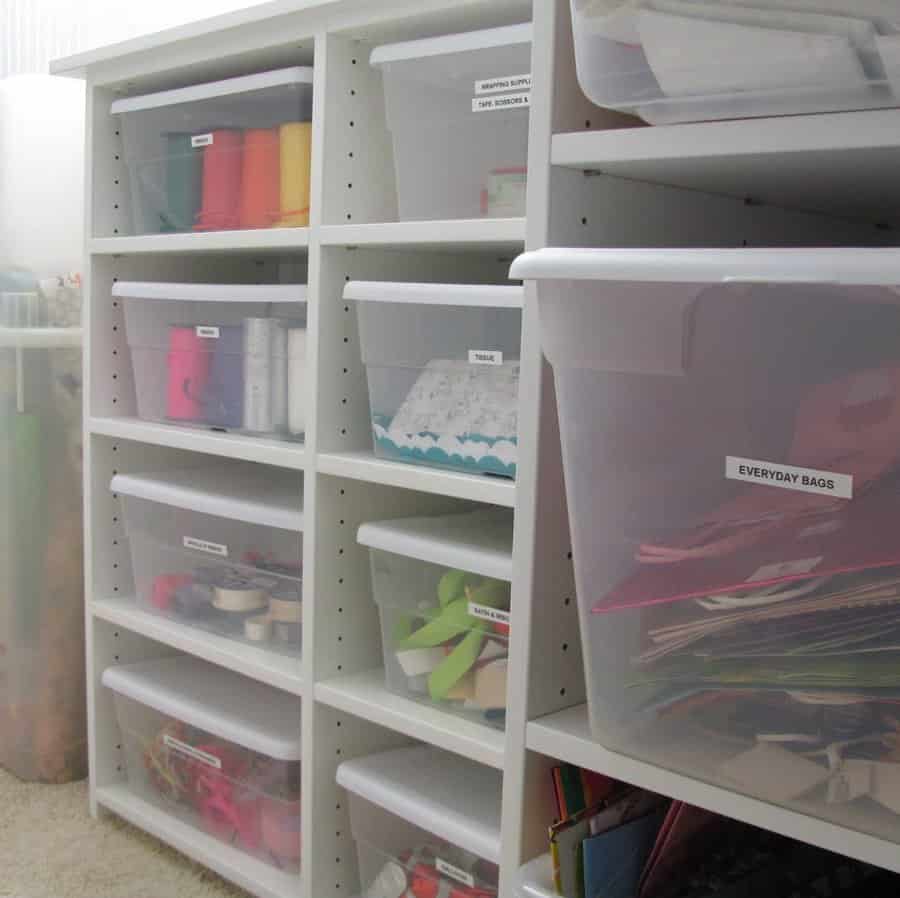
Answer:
474 73 532 94
469 602 511 628
191 133 214 147
195 325 220 338
725 456 853 500
468 349 503 366
163 735 222 769
435 859 475 888
183 536 228 557
472 92 530 112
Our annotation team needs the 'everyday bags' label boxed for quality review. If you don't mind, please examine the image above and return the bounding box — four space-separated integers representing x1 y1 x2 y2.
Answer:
725 456 853 500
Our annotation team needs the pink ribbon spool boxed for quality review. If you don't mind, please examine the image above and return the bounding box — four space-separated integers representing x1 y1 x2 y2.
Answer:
166 327 211 421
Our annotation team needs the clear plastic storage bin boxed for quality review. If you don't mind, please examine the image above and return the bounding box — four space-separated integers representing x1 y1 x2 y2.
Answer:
346 281 523 478
337 745 501 898
357 508 513 729
512 246 900 845
111 68 314 235
370 24 531 221
103 656 301 870
570 1 900 124
112 464 303 656
115 282 308 440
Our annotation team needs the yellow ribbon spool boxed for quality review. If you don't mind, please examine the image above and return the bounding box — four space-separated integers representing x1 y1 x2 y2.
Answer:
275 122 312 227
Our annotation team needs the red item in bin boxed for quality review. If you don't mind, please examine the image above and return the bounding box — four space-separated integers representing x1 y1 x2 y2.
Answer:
194 129 243 231
635 365 900 565
239 128 280 229
151 573 191 611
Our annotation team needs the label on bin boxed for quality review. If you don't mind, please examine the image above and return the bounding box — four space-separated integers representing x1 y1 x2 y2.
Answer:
195 326 220 339
436 858 475 888
183 536 229 557
468 349 503 365
475 73 531 95
191 133 214 148
163 734 223 769
472 92 530 112
725 456 853 500
469 602 511 628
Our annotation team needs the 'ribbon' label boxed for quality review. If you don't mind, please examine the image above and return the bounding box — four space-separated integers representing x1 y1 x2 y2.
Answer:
436 859 475 888
183 536 228 557
195 326 220 338
163 735 222 769
191 133 214 147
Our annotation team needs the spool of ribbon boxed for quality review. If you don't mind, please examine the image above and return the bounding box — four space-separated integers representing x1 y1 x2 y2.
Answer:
274 122 311 227
212 579 268 612
269 588 302 623
161 133 202 232
166 327 211 422
194 129 243 231
239 128 280 229
244 613 273 642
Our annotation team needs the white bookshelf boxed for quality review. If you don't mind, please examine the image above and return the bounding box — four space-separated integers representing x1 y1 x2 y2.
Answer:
54 0 900 896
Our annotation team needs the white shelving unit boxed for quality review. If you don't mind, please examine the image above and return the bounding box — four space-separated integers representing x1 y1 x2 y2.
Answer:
53 0 900 896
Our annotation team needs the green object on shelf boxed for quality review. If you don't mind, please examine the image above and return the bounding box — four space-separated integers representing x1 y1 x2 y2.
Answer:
161 133 202 233
437 569 469 607
428 625 486 701
396 597 476 650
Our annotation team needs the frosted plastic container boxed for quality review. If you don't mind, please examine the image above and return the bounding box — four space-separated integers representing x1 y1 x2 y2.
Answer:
357 508 513 729
111 68 314 235
112 464 303 656
346 281 523 477
0 284 85 783
370 24 531 221
570 1 900 124
337 746 501 898
115 282 308 440
103 657 301 869
512 246 900 844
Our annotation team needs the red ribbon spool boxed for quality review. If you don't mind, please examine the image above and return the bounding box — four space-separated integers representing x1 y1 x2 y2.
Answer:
194 129 243 231
239 128 280 230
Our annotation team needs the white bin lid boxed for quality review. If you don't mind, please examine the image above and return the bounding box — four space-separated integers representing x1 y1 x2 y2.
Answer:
112 282 307 304
510 247 900 286
102 656 301 760
336 746 502 863
357 508 513 581
371 22 532 66
344 281 523 309
111 464 303 532
110 66 314 115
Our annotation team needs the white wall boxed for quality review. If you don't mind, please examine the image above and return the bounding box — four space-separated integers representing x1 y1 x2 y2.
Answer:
0 0 274 76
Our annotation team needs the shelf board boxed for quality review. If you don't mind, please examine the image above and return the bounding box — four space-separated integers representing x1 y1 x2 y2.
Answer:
518 854 554 898
89 417 306 470
319 218 525 252
96 784 299 898
316 450 515 507
315 669 505 770
552 110 900 222
89 227 309 255
93 596 304 696
0 327 82 348
527 704 900 875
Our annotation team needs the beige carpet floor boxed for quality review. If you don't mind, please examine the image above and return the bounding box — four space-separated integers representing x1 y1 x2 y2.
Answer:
0 769 250 897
